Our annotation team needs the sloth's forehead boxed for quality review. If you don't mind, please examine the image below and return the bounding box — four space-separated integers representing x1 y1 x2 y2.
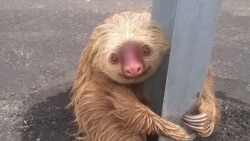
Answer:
105 32 152 46
104 39 148 53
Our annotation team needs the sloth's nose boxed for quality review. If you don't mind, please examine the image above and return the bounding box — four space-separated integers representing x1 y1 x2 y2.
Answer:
123 62 143 78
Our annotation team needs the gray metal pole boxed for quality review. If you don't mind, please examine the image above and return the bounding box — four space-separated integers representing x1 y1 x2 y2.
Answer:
149 0 221 140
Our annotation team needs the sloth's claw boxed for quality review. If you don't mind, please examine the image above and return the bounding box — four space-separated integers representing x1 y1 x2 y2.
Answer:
182 113 214 137
183 121 204 131
182 113 207 123
183 113 207 120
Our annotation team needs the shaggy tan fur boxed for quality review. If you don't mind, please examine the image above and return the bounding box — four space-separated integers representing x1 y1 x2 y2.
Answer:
70 11 220 141
195 68 221 137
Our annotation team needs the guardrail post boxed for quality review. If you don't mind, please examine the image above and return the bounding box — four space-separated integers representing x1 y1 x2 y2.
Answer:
147 0 221 140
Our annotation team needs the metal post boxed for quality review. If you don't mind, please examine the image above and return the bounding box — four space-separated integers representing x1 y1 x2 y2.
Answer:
148 0 221 140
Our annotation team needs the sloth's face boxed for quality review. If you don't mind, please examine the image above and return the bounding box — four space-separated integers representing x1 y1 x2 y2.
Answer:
97 40 167 84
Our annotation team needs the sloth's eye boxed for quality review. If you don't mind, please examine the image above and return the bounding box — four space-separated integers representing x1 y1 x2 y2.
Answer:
142 45 151 56
110 53 119 64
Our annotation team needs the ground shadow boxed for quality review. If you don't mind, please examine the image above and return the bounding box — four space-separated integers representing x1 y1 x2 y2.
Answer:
21 88 76 141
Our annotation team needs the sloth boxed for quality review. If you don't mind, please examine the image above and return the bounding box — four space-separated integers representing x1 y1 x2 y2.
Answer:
70 11 220 141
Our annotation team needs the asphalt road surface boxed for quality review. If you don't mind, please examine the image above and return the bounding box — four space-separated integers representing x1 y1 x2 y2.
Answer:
0 0 249 141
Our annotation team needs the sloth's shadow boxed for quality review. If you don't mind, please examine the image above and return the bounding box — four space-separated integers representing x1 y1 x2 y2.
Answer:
21 88 77 141
20 86 158 141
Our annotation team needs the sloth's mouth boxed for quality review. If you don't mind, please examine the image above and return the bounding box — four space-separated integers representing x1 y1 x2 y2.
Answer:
119 66 151 80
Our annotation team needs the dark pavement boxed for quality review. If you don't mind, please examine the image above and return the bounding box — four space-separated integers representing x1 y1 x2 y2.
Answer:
0 0 249 141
